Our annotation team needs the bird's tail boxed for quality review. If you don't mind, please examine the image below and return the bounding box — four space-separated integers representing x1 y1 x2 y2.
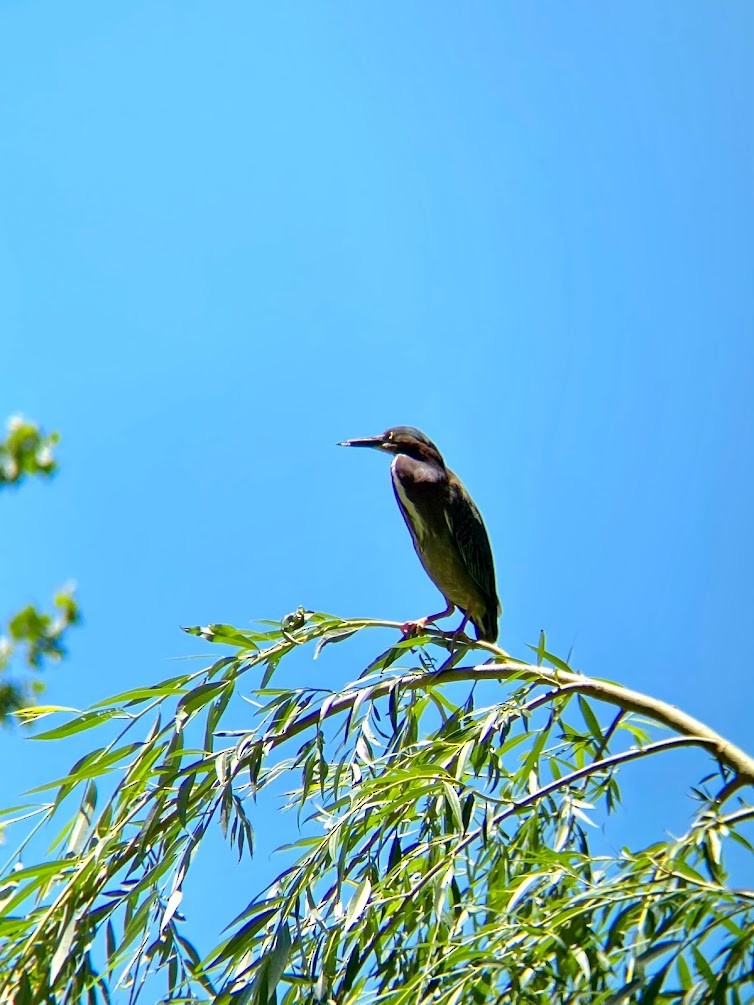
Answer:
473 604 499 644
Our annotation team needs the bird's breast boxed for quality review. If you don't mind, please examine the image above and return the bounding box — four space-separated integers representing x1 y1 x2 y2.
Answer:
391 467 429 544
390 454 448 546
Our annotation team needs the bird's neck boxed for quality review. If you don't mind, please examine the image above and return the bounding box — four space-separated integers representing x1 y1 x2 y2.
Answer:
391 452 447 486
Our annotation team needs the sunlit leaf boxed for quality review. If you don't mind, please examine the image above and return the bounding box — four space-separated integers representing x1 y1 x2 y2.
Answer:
30 708 126 741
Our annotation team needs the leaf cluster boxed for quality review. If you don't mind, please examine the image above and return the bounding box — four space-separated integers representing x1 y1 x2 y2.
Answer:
0 614 751 1004
0 416 78 719
0 416 58 488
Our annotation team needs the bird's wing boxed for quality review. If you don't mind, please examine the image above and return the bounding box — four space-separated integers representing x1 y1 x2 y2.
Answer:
445 478 499 612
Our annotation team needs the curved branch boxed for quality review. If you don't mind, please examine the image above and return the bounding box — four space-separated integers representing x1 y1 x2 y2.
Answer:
261 623 754 789
467 657 754 787
500 736 720 819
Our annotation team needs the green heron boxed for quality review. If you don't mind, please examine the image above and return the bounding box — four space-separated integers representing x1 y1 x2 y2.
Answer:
339 426 501 642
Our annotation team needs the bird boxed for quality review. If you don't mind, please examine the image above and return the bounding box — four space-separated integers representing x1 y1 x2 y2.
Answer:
338 426 501 642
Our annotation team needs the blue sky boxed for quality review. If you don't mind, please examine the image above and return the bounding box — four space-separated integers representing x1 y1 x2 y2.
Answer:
1 0 753 977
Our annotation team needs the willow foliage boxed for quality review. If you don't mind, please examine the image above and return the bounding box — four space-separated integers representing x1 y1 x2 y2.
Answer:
0 612 752 1003
0 415 78 718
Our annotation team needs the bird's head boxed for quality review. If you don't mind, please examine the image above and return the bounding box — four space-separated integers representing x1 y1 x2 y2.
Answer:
338 426 445 466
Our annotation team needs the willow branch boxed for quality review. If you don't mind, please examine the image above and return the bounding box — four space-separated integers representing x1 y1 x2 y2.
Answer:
499 736 718 819
261 622 754 789
466 657 754 787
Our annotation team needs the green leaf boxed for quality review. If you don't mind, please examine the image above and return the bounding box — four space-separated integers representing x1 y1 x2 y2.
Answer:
506 872 545 912
90 676 195 708
182 624 261 648
441 781 464 832
691 946 716 984
260 654 281 689
344 876 372 932
176 681 228 724
29 742 143 793
526 639 573 672
314 629 357 659
12 705 78 725
341 942 361 993
176 773 196 827
105 919 117 966
604 979 643 1005
67 781 97 854
209 908 278 968
50 913 78 983
578 696 603 744
533 630 546 666
387 835 402 873
676 953 692 990
636 940 680 967
636 963 671 1004
160 888 183 933
258 922 292 1003
30 708 125 741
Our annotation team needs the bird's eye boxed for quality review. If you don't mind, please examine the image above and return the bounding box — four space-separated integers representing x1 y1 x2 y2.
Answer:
387 431 394 440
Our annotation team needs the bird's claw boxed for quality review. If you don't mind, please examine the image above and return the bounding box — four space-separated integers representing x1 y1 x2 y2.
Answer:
401 618 429 638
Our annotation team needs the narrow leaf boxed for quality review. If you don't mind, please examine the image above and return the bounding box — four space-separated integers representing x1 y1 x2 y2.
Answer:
344 877 372 932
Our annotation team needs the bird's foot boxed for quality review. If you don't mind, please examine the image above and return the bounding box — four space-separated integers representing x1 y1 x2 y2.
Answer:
400 603 456 639
400 617 430 638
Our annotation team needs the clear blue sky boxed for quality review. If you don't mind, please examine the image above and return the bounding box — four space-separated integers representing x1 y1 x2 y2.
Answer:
1 0 753 977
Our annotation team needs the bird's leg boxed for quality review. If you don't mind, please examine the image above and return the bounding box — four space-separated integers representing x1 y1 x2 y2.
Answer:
401 601 455 638
426 616 474 674
450 612 471 647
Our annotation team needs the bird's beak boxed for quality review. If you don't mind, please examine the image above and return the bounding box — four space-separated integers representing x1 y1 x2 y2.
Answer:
337 435 388 451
